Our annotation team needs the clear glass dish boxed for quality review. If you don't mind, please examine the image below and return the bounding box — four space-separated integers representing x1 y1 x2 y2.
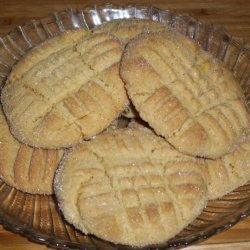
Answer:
0 4 249 250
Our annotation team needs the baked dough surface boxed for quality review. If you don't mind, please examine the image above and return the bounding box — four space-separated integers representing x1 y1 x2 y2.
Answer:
120 31 249 158
0 106 63 194
2 31 128 148
55 129 207 247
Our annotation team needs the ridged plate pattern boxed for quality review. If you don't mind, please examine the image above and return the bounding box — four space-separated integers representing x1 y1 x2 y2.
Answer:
0 4 249 250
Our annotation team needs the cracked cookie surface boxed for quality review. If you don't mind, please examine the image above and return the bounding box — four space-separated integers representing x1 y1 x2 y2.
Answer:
120 31 249 158
55 129 207 247
2 31 128 148
0 106 63 194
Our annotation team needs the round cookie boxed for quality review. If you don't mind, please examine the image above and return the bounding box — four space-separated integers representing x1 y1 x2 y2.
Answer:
55 129 207 247
200 133 250 199
120 31 249 158
0 106 63 194
2 32 128 148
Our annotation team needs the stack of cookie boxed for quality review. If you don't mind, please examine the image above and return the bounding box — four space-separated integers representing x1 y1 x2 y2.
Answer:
0 19 249 247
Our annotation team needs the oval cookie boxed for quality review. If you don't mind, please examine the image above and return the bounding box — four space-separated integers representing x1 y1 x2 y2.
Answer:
55 129 207 247
120 31 249 158
0 106 63 194
2 32 128 148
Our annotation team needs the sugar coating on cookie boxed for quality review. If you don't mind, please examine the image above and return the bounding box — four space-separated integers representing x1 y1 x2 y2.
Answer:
7 29 90 83
120 31 249 158
200 133 250 199
127 122 250 199
94 18 168 119
0 106 63 194
55 129 207 247
93 18 168 43
2 32 128 148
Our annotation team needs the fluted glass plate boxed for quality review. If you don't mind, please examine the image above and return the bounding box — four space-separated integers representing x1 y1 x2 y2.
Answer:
0 4 250 250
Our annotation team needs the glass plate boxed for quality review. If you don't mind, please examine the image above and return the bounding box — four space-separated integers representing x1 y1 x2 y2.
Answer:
0 4 250 250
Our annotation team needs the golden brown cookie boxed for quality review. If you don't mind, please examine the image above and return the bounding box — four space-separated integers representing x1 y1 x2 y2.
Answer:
2 32 128 148
93 18 167 43
55 129 207 247
0 106 63 194
120 31 249 158
200 133 250 199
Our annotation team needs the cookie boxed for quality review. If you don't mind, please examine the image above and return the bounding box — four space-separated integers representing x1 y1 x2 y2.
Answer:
120 31 249 158
55 129 207 247
0 106 63 194
2 32 128 148
201 133 250 199
93 18 167 43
